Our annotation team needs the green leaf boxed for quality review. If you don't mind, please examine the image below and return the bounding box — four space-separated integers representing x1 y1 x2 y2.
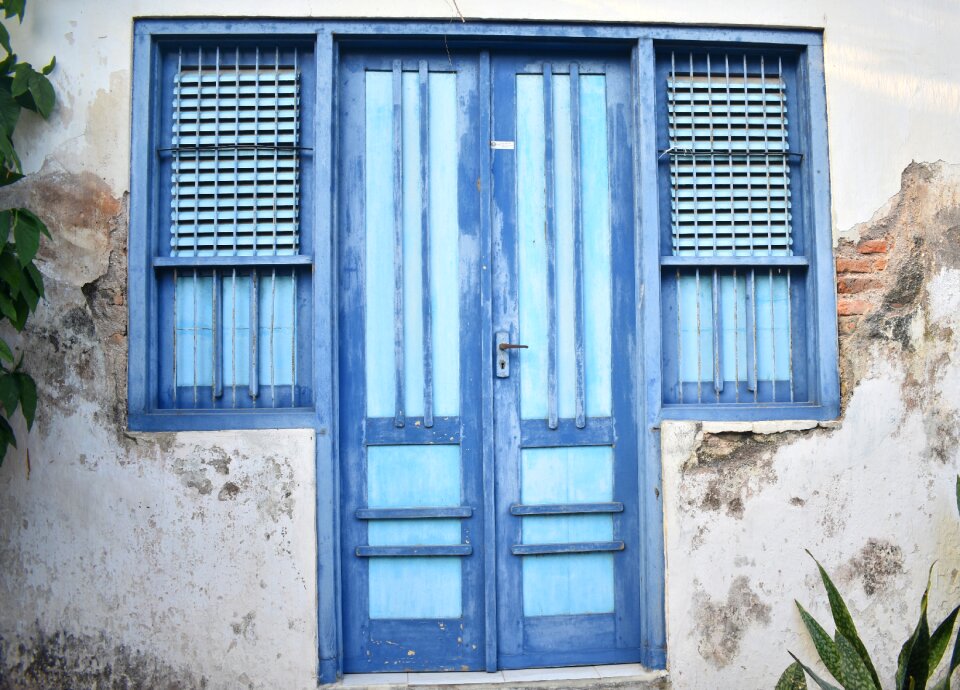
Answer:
41 56 55 76
0 81 20 138
0 289 17 322
0 371 18 416
900 566 934 690
777 661 809 690
0 337 13 364
10 63 29 97
0 209 10 248
16 208 49 238
0 168 21 187
788 652 843 690
10 292 27 330
0 246 22 291
930 606 960 677
797 601 843 683
0 22 11 55
3 0 25 22
0 130 20 173
24 262 42 298
12 208 40 266
836 632 879 690
808 551 883 690
956 475 959 518
15 372 34 429
27 71 54 118
17 268 36 311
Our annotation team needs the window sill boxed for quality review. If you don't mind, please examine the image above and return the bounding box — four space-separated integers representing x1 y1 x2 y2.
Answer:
128 408 317 432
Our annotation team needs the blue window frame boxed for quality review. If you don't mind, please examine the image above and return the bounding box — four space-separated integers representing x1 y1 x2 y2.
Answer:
128 34 318 430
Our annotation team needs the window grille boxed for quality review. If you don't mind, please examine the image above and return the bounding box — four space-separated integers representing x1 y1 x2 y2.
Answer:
659 50 807 406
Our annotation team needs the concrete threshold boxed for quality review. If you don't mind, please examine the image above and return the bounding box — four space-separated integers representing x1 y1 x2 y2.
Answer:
334 664 669 690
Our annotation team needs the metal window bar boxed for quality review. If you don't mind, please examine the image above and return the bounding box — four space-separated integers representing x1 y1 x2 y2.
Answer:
570 63 587 429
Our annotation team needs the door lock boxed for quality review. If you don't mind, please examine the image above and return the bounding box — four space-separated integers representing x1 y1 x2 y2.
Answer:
496 332 527 378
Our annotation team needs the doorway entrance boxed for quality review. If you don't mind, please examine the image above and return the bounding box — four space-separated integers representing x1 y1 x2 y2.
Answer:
337 46 641 673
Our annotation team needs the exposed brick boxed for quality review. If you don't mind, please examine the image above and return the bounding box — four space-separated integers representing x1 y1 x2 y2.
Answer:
857 238 890 254
837 276 882 294
837 298 872 316
838 316 860 335
836 256 888 274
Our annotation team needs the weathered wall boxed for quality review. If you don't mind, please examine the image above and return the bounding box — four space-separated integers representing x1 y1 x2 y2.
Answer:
0 169 319 688
0 1 957 689
663 162 960 689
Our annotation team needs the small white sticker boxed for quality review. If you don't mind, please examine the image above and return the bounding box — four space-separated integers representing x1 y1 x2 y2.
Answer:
490 140 515 150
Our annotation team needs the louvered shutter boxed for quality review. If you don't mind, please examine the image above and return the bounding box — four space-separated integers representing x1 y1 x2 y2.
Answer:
170 61 301 256
666 54 792 257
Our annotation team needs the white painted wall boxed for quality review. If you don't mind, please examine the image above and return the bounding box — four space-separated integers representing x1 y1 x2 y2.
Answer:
1 3 959 689
9 0 960 234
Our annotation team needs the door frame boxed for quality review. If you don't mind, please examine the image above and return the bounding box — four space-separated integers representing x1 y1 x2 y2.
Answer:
315 28 666 683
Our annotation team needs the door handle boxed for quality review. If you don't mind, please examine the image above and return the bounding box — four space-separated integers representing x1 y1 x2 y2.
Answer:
495 331 526 378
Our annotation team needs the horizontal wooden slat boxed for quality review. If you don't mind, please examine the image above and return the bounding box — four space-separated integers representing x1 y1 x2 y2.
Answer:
356 507 473 520
510 502 624 516
511 541 625 556
355 545 473 557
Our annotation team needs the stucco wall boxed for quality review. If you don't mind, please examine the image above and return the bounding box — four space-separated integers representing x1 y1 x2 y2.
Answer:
0 2 958 689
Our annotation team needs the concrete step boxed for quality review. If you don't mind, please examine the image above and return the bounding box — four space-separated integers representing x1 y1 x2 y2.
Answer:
330 665 670 690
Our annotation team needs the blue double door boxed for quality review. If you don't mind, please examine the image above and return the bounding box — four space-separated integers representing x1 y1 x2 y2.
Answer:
338 47 642 673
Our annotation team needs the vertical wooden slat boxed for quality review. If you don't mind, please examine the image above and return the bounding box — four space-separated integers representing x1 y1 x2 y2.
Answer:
712 269 722 397
250 269 259 401
392 60 405 427
543 64 559 430
213 269 222 400
570 64 586 429
419 61 434 428
746 267 757 399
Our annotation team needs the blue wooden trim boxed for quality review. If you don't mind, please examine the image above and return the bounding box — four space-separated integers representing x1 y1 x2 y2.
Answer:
418 60 434 429
519 417 614 447
635 38 668 670
543 63 559 431
153 255 313 268
477 48 499 674
315 30 341 686
392 60 406 428
511 541 625 555
355 544 473 557
249 270 259 399
510 502 624 516
128 29 156 418
128 409 316 431
660 401 836 421
135 19 823 48
802 44 840 418
570 63 586 430
660 255 808 267
363 416 460 445
356 506 473 520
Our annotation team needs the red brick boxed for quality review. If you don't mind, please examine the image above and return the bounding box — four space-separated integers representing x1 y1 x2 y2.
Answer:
837 276 882 294
837 298 872 316
857 238 890 254
836 256 888 274
838 316 859 335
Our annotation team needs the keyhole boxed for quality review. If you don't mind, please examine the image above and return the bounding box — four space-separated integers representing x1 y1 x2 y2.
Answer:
499 360 505 369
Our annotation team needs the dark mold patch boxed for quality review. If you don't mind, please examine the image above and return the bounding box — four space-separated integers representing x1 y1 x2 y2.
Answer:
218 482 240 501
694 576 771 668
0 627 206 689
847 538 904 596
